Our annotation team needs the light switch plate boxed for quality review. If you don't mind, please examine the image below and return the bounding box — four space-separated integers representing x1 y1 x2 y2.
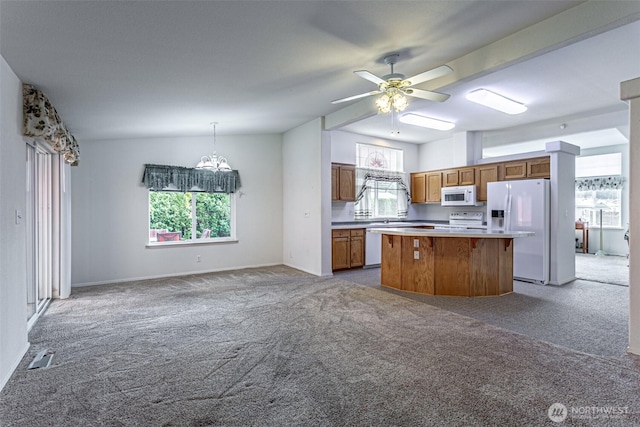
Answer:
15 209 22 225
413 250 419 260
413 239 419 248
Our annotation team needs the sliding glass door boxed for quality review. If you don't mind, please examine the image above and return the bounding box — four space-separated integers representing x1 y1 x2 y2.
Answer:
26 144 53 328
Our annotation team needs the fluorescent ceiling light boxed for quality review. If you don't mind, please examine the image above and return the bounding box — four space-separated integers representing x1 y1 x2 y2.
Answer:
399 113 455 131
466 89 527 114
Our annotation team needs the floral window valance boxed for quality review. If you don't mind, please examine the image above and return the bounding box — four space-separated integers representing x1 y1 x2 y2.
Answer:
141 164 241 194
23 84 80 165
575 176 623 191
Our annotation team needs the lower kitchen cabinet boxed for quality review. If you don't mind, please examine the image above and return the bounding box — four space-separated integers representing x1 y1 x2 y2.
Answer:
332 228 365 271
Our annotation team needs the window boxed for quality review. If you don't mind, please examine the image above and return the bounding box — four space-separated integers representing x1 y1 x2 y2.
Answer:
356 143 403 171
575 189 621 228
149 191 235 243
575 153 623 228
576 153 621 178
354 143 408 220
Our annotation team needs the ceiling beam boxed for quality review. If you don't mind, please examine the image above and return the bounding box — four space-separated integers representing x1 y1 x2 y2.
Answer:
324 1 640 131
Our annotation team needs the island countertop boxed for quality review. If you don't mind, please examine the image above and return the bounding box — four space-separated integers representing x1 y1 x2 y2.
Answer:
368 227 534 239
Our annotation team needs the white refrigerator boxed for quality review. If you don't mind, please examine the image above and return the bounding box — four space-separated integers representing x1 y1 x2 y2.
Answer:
487 179 550 285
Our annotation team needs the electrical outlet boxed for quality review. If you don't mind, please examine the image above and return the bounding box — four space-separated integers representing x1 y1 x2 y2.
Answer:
196 255 201 262
413 250 419 260
413 239 419 248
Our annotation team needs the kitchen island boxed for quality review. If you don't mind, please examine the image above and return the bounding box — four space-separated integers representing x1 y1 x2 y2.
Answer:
369 227 533 297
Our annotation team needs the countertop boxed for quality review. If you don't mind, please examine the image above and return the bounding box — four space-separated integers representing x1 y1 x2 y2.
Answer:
331 220 487 230
368 227 533 239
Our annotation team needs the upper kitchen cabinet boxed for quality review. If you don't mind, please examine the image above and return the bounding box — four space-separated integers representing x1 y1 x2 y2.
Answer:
475 165 499 202
501 156 550 180
410 171 442 203
426 172 442 202
411 173 427 203
331 163 356 202
442 168 475 187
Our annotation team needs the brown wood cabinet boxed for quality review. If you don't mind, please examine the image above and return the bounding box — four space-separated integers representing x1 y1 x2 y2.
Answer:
459 168 475 185
410 173 426 203
527 157 551 178
409 155 550 204
442 169 459 187
426 172 442 202
442 167 475 187
410 171 442 203
501 157 550 180
332 228 365 271
475 165 499 202
380 233 513 297
331 163 356 201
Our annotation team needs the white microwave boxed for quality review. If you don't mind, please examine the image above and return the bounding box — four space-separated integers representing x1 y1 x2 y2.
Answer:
441 185 478 206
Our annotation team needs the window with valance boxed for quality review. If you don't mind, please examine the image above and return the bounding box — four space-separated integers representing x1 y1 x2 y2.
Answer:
142 164 241 244
354 167 410 219
22 84 80 165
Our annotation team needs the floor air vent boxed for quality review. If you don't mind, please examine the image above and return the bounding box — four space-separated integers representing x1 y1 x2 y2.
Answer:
28 349 54 370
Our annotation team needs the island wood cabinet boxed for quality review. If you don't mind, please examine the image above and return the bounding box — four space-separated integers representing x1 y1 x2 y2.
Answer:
380 233 514 296
332 228 365 271
331 163 356 202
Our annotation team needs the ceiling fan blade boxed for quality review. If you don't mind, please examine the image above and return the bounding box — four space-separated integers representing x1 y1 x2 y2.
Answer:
404 88 451 103
403 65 453 87
354 70 386 86
331 90 381 104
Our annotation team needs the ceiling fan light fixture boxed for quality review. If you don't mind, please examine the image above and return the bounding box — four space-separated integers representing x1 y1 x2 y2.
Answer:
376 89 407 113
466 89 527 115
391 93 408 112
399 113 455 131
375 94 391 113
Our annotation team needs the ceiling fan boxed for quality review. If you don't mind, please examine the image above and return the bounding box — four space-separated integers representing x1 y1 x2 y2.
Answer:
331 54 453 111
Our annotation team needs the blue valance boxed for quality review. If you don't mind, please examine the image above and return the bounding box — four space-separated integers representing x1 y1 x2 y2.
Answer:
142 164 241 194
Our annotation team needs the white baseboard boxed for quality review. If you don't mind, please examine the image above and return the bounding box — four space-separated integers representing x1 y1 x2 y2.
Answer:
71 263 286 287
0 341 30 393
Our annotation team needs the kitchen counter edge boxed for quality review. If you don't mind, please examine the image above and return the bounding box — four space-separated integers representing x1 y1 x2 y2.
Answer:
368 227 533 239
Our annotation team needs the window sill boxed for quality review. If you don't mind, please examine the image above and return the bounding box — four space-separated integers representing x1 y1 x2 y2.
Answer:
146 238 238 248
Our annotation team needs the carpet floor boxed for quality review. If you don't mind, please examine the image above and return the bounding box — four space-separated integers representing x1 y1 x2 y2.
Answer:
1 266 639 426
575 253 629 286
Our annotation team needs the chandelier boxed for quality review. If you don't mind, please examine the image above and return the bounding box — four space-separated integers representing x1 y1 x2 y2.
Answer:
195 122 231 171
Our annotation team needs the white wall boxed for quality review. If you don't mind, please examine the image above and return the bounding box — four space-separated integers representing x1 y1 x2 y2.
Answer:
578 144 629 257
71 134 283 286
0 56 30 391
282 118 326 275
329 130 420 222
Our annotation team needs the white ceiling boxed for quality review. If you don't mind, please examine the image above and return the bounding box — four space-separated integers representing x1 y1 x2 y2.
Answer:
1 1 638 150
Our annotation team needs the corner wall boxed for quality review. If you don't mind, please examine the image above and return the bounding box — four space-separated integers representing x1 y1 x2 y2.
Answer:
71 134 283 286
0 56 29 391
282 118 326 276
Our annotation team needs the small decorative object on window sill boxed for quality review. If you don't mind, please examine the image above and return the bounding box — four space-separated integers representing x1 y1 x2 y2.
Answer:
195 122 232 171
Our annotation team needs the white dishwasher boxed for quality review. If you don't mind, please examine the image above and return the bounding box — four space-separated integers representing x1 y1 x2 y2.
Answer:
365 229 382 267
